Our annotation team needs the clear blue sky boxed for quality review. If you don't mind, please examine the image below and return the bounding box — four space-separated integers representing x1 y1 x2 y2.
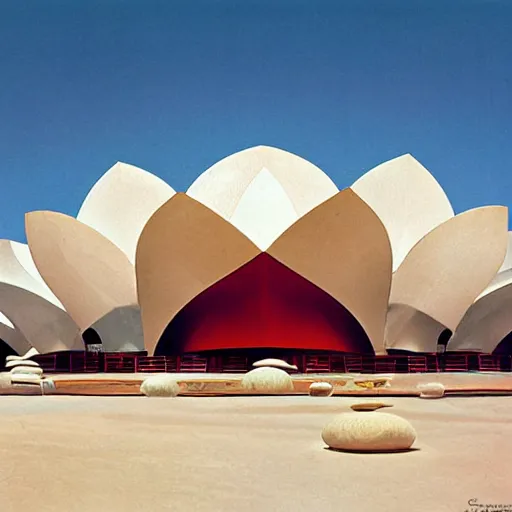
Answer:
1 0 511 241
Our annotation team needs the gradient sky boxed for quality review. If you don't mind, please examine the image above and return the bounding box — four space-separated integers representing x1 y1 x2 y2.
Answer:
1 0 511 241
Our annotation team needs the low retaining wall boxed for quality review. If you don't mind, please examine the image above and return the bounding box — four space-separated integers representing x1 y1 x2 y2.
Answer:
25 351 512 375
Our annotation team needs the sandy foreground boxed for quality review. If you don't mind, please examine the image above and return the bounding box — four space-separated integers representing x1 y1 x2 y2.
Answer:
0 394 511 512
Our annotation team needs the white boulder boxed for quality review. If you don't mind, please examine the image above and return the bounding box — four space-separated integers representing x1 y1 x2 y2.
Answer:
140 374 181 397
321 412 417 452
10 366 43 376
241 367 294 394
6 347 39 362
6 359 40 369
309 382 334 397
252 359 298 371
11 374 42 385
417 382 445 399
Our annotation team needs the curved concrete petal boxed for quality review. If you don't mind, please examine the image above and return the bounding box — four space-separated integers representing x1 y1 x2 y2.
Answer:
390 207 508 343
90 306 144 352
0 240 82 352
0 312 32 356
187 145 338 220
0 285 83 352
449 278 512 353
384 304 447 353
351 154 454 271
498 232 512 272
136 193 261 355
77 162 176 263
479 268 512 299
479 232 512 298
1 241 64 309
230 168 299 250
26 211 137 332
267 189 393 354
10 241 58 293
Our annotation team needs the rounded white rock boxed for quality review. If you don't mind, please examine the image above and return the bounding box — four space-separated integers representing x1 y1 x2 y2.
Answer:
309 382 334 397
252 358 298 371
6 347 40 362
241 367 294 394
11 374 42 385
10 366 43 376
140 374 181 397
5 359 40 369
321 412 417 452
417 382 445 399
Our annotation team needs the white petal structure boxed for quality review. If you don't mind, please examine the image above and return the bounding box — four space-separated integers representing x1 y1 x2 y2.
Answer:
448 281 512 353
0 240 83 352
351 154 454 271
25 211 138 334
386 207 509 352
229 169 299 250
449 232 512 353
268 189 393 354
477 231 512 299
10 240 56 290
136 194 260 355
77 162 176 263
0 311 31 356
187 146 338 249
498 232 512 273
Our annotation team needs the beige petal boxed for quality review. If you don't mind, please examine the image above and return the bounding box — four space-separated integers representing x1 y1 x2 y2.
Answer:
0 285 82 353
498 232 512 272
384 304 447 353
388 207 508 350
0 240 82 353
136 193 261 355
478 231 512 298
267 189 393 353
449 276 512 353
0 312 32 356
77 162 176 263
26 211 137 331
351 154 454 271
187 145 338 219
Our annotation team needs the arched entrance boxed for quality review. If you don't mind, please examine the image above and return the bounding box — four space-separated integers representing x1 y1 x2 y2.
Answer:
156 253 374 355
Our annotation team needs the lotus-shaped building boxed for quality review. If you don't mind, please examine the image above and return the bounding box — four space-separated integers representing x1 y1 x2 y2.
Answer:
1 147 511 372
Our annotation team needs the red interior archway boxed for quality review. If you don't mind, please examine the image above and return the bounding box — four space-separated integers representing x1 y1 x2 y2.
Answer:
156 253 374 355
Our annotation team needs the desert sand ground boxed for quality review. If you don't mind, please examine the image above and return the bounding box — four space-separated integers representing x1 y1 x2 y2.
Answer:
0 393 511 512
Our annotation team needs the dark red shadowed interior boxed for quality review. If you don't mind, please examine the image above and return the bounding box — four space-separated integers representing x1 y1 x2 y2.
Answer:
155 253 374 355
493 331 512 355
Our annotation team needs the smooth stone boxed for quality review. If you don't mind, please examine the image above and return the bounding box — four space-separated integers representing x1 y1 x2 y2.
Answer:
309 382 334 397
322 412 416 452
10 366 43 376
140 374 181 397
252 359 298 371
11 374 42 385
350 402 393 412
6 359 40 369
241 367 294 394
6 347 39 362
417 382 445 399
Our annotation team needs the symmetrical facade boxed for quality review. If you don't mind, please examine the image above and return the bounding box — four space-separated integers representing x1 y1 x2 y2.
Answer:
0 146 511 361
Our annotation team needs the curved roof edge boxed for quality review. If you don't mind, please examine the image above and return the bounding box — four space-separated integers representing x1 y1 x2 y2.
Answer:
352 154 454 271
77 161 176 263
